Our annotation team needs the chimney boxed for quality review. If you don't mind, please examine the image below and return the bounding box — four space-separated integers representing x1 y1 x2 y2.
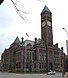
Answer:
35 38 37 45
61 47 63 51
21 37 24 43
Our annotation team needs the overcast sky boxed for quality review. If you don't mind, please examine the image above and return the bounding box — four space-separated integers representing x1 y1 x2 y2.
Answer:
0 0 68 59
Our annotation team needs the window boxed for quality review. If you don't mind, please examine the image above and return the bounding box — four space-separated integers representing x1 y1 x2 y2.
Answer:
42 63 44 68
49 51 52 55
27 52 29 59
26 62 29 68
39 49 45 53
32 53 34 60
39 55 41 60
26 43 32 48
34 63 36 68
44 55 46 60
39 63 41 69
34 50 37 60
16 62 21 68
39 55 46 61
54 51 59 55
54 57 59 62
44 63 46 68
41 55 43 60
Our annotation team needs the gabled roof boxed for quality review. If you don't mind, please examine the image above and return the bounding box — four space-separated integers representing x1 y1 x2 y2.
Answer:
42 5 51 13
23 40 34 47
14 36 20 44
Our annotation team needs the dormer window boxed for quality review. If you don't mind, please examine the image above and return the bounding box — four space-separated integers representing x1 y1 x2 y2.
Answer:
26 43 32 48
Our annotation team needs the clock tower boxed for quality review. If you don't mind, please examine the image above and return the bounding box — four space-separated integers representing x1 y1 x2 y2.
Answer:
41 5 53 47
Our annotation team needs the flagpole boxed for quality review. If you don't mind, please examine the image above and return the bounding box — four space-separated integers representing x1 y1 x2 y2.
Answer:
24 39 27 78
24 32 29 73
25 40 26 73
25 32 33 77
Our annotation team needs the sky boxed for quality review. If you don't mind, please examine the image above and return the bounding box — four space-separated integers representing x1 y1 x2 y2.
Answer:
0 0 68 59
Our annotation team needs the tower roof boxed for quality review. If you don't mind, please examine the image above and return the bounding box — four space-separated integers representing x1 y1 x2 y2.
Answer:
42 5 51 13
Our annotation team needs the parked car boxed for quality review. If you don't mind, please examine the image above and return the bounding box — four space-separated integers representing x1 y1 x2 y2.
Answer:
47 70 56 75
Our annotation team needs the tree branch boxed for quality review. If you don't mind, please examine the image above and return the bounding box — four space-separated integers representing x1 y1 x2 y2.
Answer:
11 0 28 21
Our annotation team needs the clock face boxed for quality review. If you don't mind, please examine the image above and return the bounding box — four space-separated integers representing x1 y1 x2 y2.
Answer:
42 21 46 27
47 21 51 26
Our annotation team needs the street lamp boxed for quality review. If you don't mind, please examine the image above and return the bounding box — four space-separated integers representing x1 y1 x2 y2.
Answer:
62 28 68 54
62 28 68 77
62 28 68 37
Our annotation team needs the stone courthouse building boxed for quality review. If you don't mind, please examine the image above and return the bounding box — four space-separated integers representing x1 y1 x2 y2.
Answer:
1 5 65 72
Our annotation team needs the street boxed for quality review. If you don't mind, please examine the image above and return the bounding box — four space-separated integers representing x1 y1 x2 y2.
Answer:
0 72 67 78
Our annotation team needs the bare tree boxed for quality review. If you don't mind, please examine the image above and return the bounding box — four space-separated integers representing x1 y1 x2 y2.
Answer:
0 0 4 5
0 0 45 21
0 0 27 21
11 0 46 21
11 0 29 21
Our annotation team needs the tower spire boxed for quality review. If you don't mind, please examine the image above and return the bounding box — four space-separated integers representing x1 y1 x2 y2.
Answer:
42 5 51 13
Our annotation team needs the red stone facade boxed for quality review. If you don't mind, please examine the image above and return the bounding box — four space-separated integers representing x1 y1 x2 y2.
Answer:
1 5 65 73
